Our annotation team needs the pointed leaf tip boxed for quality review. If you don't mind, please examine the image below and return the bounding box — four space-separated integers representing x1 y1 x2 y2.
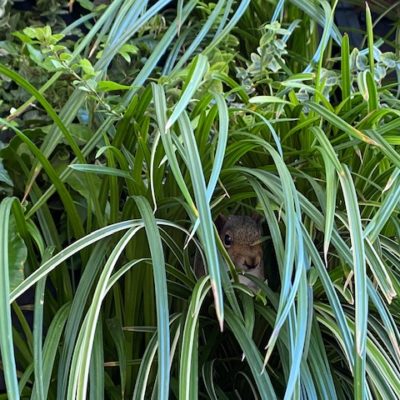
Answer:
211 279 224 331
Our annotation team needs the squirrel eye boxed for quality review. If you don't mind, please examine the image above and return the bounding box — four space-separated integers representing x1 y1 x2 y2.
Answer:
224 234 232 247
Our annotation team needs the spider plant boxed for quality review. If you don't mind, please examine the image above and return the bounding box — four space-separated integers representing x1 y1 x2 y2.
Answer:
0 1 399 399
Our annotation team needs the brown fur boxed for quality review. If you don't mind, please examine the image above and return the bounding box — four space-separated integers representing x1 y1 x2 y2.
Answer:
195 215 264 290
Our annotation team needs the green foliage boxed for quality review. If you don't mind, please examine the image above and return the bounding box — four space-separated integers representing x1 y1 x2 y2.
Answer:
1 0 400 399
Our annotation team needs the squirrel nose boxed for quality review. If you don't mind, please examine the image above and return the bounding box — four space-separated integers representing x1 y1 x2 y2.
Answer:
244 257 260 270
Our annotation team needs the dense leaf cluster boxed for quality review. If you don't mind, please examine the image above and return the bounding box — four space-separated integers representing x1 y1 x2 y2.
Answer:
0 1 399 399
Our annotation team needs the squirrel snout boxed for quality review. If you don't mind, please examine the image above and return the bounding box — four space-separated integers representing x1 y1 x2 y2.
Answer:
243 256 261 270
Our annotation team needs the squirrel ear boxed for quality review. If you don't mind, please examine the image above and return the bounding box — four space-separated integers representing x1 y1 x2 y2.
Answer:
251 213 263 224
215 214 227 232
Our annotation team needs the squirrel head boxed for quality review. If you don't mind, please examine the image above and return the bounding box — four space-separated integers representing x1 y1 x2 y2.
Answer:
216 214 264 290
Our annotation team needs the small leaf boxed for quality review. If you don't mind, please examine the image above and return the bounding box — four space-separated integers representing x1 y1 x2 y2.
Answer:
51 33 65 44
43 26 52 39
97 81 131 92
0 161 13 187
79 58 95 76
59 52 72 61
119 52 131 63
356 53 368 71
27 44 44 65
379 52 397 68
8 218 27 291
12 31 34 44
23 27 39 39
119 44 138 55
374 65 386 81
77 0 95 11
49 59 64 70
0 41 19 56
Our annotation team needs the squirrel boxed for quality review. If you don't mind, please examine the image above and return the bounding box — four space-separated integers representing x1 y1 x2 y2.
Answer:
195 214 264 290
